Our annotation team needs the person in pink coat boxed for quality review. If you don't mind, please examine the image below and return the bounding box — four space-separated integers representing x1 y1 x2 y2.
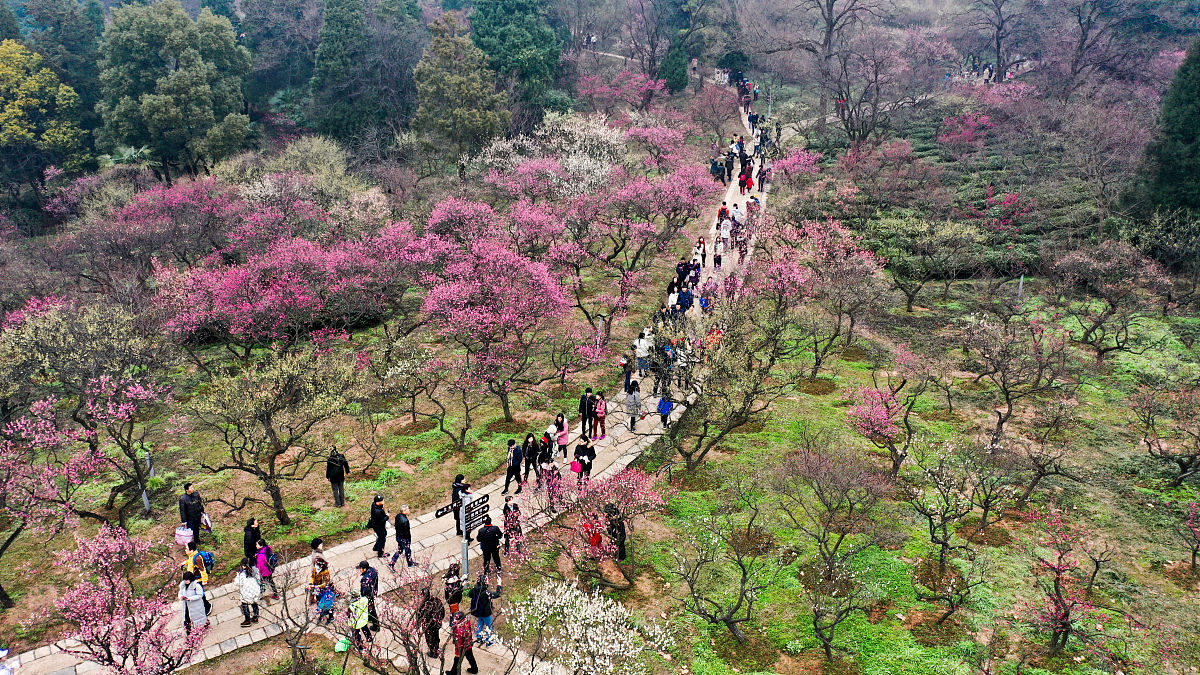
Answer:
594 392 608 439
555 413 570 459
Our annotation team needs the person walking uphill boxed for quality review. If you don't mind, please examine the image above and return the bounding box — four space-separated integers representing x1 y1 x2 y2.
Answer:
368 494 389 558
502 439 523 495
390 504 415 569
468 576 501 646
256 538 280 599
243 518 260 562
594 391 607 440
326 447 350 507
178 482 205 547
233 558 261 627
358 560 381 632
179 571 208 635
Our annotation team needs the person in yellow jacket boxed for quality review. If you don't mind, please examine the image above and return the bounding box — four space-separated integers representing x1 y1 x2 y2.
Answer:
181 541 209 584
349 589 373 649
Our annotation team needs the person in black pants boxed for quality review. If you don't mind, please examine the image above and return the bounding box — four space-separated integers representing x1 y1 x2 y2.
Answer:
577 387 596 438
452 475 471 540
521 433 539 484
390 504 414 569
475 515 504 577
502 439 523 495
178 483 205 548
242 518 260 562
325 448 350 507
417 587 444 658
357 560 380 632
368 495 388 558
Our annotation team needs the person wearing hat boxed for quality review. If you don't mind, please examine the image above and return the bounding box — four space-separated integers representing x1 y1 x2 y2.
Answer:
357 560 381 632
446 611 478 675
348 588 372 648
368 494 389 558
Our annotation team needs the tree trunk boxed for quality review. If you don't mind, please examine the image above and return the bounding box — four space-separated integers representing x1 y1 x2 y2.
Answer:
724 619 749 643
268 483 292 526
0 525 23 608
498 389 515 423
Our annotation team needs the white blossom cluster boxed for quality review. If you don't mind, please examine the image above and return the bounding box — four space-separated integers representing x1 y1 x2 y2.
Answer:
508 581 674 675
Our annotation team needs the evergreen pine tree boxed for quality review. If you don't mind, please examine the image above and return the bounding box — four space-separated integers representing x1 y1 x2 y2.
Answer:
25 0 104 130
661 47 689 93
310 0 365 92
0 2 20 42
1145 37 1200 212
470 0 559 102
413 14 509 157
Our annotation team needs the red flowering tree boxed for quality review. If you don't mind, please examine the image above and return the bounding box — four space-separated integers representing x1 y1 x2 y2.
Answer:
55 525 204 674
578 69 667 114
774 148 822 188
967 186 1037 287
937 111 994 160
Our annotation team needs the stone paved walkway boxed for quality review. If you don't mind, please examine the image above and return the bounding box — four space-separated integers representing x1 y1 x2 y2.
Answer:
10 92 773 675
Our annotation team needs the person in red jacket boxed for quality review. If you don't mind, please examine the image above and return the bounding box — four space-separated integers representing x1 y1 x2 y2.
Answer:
445 611 478 675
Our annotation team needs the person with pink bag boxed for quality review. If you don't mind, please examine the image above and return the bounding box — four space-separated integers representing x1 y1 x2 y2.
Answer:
572 435 596 486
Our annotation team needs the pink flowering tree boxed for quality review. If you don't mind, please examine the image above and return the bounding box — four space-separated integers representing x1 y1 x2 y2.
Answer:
836 140 952 221
578 69 667 114
55 525 204 674
518 469 669 590
967 186 1037 288
0 399 107 607
421 239 588 424
773 148 822 188
688 85 741 144
846 344 935 477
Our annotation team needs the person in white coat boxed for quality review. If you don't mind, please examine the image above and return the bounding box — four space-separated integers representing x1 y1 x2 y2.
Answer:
233 558 262 627
179 571 208 633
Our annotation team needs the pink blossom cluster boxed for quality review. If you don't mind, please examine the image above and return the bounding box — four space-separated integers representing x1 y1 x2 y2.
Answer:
847 386 902 442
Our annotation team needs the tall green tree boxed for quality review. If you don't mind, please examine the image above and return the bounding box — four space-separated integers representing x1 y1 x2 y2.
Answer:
0 2 20 42
661 45 688 93
240 0 322 106
25 0 104 131
413 14 509 157
310 0 365 94
1143 37 1200 212
97 0 250 183
0 39 88 206
470 0 560 101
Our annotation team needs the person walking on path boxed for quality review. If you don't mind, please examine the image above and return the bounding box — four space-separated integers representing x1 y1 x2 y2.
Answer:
468 576 501 645
233 558 262 627
417 586 445 658
348 589 373 649
626 380 642 431
179 571 208 634
178 482 205 548
502 439 523 495
635 332 652 377
537 427 555 488
446 611 479 675
182 541 210 585
368 494 389 558
243 518 260 562
657 395 675 430
255 538 280 599
452 475 471 539
476 515 504 577
390 504 415 569
594 391 608 439
309 542 331 599
326 448 350 507
573 435 596 486
693 237 708 268
578 388 596 439
714 239 724 270
521 433 540 484
720 217 732 249
620 349 634 392
502 496 522 555
555 414 570 459
444 562 464 613
357 560 381 632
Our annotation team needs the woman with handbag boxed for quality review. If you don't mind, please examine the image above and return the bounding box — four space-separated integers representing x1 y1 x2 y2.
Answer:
573 435 596 486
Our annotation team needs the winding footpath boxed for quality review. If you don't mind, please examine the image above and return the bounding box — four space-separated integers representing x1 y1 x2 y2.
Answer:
10 91 775 675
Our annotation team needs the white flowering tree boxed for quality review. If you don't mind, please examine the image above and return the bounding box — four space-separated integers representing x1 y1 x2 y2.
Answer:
507 581 673 675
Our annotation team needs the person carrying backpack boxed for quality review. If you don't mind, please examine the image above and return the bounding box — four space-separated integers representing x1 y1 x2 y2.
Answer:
233 558 262 627
326 448 350 507
657 395 675 430
255 538 280 599
182 541 212 585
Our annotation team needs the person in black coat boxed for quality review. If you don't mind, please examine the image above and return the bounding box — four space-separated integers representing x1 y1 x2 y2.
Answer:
326 448 350 507
243 518 261 561
573 435 597 486
368 495 389 557
416 587 445 658
475 515 504 576
502 439 523 495
178 482 205 547
451 475 471 539
390 504 414 569
577 387 596 438
521 433 540 484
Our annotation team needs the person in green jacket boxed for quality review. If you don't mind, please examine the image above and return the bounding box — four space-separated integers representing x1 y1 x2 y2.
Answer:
348 589 373 649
